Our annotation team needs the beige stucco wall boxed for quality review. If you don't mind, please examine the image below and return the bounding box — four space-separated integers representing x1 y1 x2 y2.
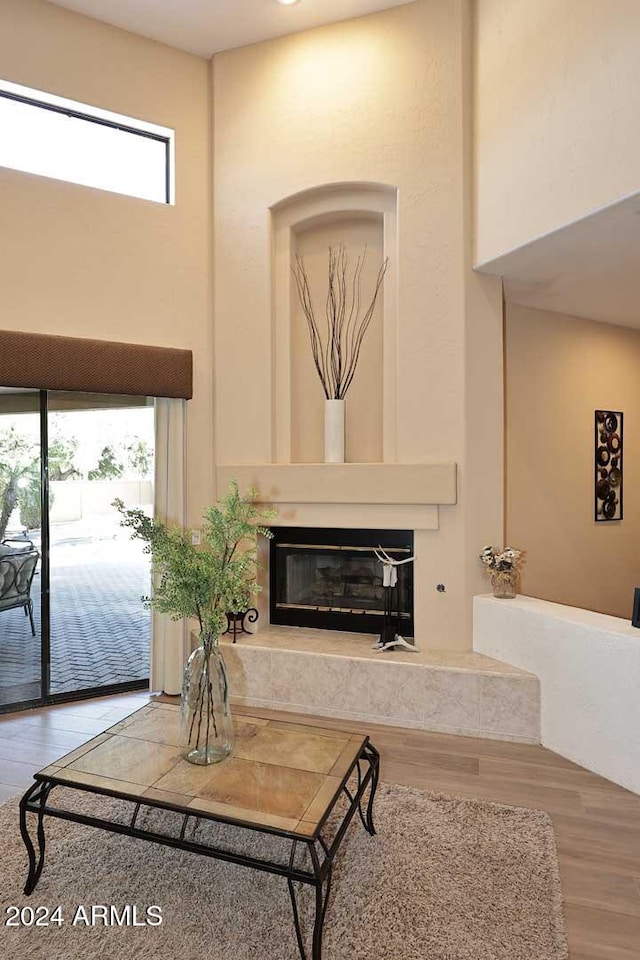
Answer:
213 0 504 650
474 0 640 265
0 0 504 649
0 0 212 523
506 303 640 619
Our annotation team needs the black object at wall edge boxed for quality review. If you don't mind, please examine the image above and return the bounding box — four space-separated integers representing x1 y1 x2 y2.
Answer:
632 588 640 628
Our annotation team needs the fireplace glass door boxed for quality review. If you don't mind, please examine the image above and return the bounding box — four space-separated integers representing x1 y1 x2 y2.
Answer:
270 528 414 636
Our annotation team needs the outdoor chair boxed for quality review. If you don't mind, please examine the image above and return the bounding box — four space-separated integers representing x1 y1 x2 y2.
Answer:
1 533 35 553
0 548 40 637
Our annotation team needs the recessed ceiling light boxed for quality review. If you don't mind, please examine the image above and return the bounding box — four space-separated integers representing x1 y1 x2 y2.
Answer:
277 0 301 6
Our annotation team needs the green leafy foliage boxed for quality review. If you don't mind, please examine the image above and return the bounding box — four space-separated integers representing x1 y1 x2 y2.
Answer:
0 427 40 539
48 431 81 482
126 438 153 478
18 478 42 530
114 480 276 647
89 445 124 480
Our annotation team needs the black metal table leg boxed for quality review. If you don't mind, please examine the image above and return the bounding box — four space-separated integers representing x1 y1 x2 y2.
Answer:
346 743 380 838
363 743 380 836
287 840 307 959
287 839 333 960
309 840 332 960
20 781 52 895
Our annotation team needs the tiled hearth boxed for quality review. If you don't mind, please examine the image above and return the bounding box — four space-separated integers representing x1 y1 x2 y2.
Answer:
221 626 540 743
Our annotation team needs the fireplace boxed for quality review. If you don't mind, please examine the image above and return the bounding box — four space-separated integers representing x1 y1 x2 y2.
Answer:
270 527 414 636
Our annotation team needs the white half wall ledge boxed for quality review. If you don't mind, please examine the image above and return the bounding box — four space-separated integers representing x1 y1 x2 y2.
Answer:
473 594 640 795
216 463 457 506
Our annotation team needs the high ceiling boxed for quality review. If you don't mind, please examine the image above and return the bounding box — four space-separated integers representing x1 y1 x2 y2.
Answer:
43 2 639 332
45 0 416 58
477 191 640 330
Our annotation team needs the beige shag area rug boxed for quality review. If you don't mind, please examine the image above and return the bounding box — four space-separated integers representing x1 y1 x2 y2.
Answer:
0 783 567 960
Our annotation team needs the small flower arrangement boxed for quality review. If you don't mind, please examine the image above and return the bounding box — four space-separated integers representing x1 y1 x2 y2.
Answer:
479 545 523 573
479 546 524 598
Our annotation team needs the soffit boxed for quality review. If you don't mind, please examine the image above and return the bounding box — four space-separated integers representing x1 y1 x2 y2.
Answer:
476 191 640 330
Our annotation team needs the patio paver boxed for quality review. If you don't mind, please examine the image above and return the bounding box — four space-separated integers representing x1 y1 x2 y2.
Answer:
0 545 150 705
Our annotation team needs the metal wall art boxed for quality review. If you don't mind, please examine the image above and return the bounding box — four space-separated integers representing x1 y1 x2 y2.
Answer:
595 410 623 521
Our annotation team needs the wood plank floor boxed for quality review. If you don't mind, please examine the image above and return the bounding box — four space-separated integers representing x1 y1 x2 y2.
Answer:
1 692 638 958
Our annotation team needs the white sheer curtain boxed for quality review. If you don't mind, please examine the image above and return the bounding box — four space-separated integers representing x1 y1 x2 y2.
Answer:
150 397 188 695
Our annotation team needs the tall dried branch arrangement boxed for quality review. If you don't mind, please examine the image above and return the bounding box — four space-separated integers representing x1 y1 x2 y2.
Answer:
292 245 389 400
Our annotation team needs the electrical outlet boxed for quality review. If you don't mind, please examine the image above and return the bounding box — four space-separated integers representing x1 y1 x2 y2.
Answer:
191 530 201 546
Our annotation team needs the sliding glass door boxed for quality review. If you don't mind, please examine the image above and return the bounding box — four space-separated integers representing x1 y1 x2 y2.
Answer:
0 390 42 706
0 390 154 711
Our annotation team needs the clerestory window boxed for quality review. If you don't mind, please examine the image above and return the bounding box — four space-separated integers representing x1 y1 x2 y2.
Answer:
0 79 174 204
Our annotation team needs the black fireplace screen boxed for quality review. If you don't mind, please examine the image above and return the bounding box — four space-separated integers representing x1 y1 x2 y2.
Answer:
270 527 414 636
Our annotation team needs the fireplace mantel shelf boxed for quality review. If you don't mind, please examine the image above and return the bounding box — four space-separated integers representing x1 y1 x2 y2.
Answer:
216 462 457 506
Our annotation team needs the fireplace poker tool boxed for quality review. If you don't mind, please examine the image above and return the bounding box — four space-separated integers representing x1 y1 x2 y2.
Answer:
372 546 418 653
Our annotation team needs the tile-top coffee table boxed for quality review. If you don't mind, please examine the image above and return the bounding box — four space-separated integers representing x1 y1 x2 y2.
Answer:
19 702 380 960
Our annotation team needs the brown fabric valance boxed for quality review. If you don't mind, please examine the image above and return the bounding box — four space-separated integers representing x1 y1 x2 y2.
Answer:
0 330 192 399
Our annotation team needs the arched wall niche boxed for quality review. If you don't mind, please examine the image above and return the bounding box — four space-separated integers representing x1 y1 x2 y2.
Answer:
271 182 398 464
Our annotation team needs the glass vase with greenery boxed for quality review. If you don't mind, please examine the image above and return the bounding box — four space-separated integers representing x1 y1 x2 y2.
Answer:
115 481 274 765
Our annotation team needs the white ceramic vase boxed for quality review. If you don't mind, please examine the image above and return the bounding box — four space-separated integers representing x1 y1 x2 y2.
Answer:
324 399 345 463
